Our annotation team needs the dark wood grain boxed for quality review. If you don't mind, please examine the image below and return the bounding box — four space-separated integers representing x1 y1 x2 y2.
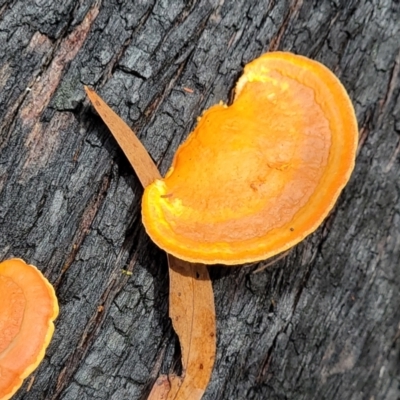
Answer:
0 1 399 399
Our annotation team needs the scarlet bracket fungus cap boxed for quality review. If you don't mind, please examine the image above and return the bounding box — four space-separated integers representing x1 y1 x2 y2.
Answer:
142 51 358 265
0 258 59 400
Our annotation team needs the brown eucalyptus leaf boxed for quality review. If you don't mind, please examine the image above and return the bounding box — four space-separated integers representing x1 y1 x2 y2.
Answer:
84 86 161 187
147 375 171 400
167 257 216 400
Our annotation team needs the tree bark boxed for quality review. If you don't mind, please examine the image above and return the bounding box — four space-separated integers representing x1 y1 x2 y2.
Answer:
0 0 399 399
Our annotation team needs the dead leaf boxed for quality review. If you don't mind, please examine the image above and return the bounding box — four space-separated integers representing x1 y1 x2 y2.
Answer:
165 257 215 400
85 86 161 187
85 87 216 400
147 375 171 399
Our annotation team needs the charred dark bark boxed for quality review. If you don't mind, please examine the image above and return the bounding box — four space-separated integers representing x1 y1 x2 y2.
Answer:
0 0 399 399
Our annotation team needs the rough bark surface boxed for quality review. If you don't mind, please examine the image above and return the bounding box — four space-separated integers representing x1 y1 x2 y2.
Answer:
0 1 399 399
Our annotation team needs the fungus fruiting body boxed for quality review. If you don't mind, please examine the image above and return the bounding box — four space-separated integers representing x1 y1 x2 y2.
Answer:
0 258 58 400
142 52 358 265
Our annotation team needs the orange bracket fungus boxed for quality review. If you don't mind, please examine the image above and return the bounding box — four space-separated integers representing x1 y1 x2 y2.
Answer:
0 258 59 400
142 51 358 265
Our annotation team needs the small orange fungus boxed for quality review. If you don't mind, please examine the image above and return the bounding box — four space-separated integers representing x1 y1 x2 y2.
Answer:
142 52 358 265
0 258 59 400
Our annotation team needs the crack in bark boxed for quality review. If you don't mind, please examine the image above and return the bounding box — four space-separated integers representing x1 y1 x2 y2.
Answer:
378 49 400 124
52 248 140 399
19 3 100 127
54 169 112 289
357 105 374 156
140 48 195 134
268 0 303 51
96 3 156 88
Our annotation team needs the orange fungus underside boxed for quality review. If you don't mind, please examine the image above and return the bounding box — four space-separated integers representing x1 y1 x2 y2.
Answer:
142 52 358 265
0 259 58 400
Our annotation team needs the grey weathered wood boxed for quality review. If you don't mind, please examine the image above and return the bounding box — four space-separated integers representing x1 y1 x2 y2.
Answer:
0 0 399 399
